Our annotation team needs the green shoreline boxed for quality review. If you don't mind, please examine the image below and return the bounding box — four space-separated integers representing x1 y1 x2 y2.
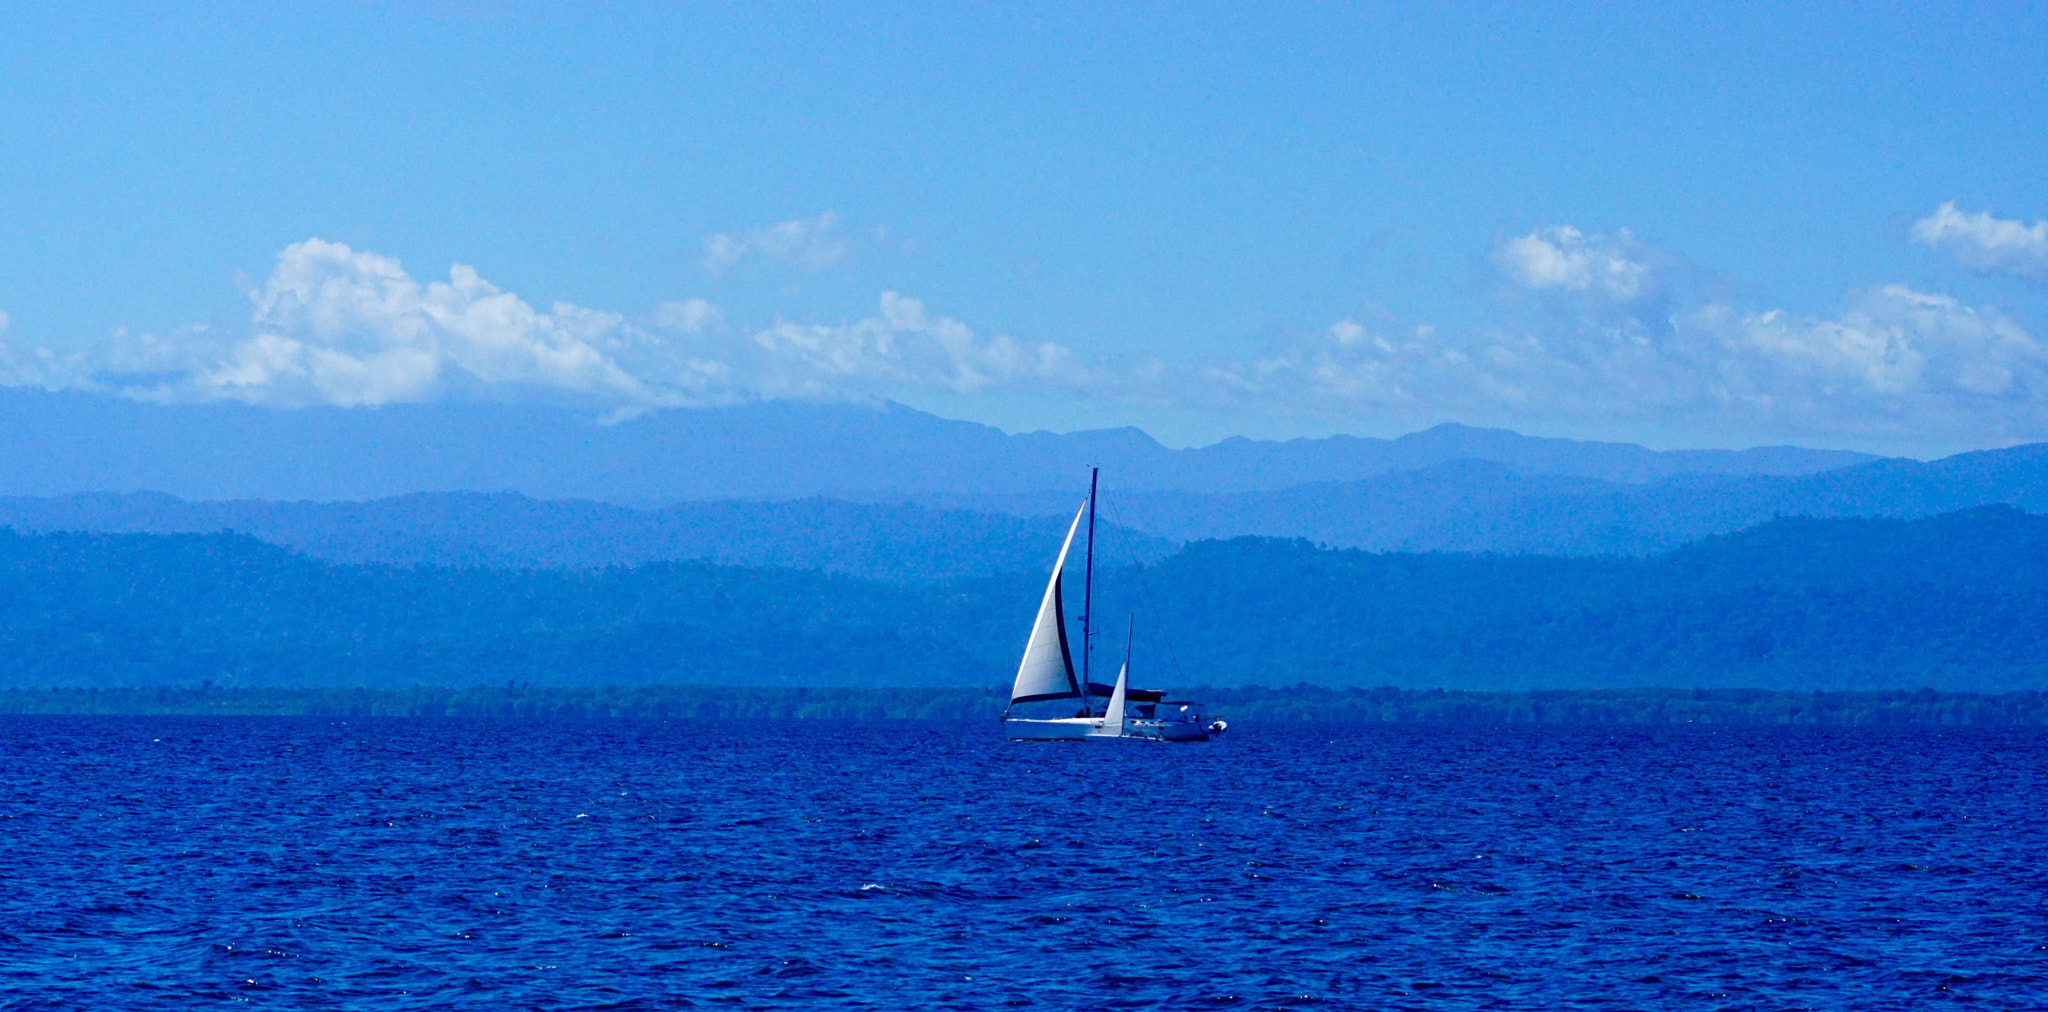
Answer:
3 684 2046 725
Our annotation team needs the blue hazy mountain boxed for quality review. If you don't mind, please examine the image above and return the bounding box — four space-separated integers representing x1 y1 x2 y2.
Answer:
11 386 2035 567
0 387 1873 502
0 491 1170 583
3 436 2046 569
1093 443 2048 554
0 507 2043 693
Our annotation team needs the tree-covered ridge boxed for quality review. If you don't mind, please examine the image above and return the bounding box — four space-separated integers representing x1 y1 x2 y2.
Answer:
0 529 1000 688
1102 507 2048 691
1 505 2046 693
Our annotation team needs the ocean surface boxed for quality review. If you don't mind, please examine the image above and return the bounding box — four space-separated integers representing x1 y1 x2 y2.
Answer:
0 717 2042 1010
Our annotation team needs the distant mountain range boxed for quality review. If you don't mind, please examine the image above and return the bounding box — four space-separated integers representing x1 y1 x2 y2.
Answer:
1093 443 2048 555
7 386 2047 565
11 387 2045 695
2 442 2045 571
0 491 1170 582
0 387 1873 502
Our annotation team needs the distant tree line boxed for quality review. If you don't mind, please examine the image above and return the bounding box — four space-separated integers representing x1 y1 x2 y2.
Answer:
3 684 2045 726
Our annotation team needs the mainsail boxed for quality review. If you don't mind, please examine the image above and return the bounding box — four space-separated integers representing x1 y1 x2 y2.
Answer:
1007 500 1089 706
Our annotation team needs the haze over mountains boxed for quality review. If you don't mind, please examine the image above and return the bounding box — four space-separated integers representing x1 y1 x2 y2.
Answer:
4 388 2048 570
1100 444 2048 556
5 388 2047 695
0 492 1172 582
0 387 1870 502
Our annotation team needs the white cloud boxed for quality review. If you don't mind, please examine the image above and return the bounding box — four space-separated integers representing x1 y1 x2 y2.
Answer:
0 238 1093 415
0 239 663 409
1488 225 1683 351
1165 229 2048 444
1911 202 2048 282
154 239 655 408
703 212 852 274
1494 225 1655 299
1683 285 2046 438
4 225 2043 448
638 291 1097 403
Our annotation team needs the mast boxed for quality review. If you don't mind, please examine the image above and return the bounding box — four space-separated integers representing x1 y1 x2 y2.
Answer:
1081 466 1097 716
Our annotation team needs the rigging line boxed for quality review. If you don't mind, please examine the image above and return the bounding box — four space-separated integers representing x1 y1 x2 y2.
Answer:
1097 493 1190 688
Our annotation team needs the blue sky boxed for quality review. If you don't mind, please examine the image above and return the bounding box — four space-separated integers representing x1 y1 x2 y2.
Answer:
1 2 2044 454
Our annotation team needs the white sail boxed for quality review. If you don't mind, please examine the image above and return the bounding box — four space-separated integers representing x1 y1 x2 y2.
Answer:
1008 500 1089 705
1091 661 1129 737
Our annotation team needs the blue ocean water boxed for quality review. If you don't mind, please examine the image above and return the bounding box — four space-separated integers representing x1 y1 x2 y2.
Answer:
0 717 2042 1010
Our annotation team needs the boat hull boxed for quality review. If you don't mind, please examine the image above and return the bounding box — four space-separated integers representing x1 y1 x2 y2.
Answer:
1004 716 1212 742
1004 717 1100 740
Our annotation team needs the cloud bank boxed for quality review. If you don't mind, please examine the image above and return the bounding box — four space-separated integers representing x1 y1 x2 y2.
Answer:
703 212 852 274
1185 226 2048 444
2 219 2043 449
1911 202 2048 282
1222 281 2043 444
0 239 1089 415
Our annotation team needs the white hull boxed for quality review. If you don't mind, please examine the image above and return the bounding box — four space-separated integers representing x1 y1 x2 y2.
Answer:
1003 717 1099 740
1004 716 1211 742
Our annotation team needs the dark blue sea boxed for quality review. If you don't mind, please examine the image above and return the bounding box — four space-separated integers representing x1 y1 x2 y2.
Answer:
1 717 2042 1010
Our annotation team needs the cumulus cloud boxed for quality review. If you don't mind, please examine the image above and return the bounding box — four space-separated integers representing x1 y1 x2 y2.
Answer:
3 225 2043 447
1911 202 2048 282
1490 224 1682 345
0 238 1092 415
1167 227 2048 444
703 212 852 274
129 239 656 408
1495 225 1656 299
632 292 1098 404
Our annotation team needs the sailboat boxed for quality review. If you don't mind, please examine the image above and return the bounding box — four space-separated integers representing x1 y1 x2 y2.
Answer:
1001 469 1224 742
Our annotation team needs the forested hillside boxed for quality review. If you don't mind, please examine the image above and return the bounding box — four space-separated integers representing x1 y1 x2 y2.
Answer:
0 531 1005 688
1097 506 2048 691
1 506 2044 692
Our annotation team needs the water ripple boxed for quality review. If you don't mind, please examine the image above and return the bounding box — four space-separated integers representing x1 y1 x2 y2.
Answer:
0 718 2042 1009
